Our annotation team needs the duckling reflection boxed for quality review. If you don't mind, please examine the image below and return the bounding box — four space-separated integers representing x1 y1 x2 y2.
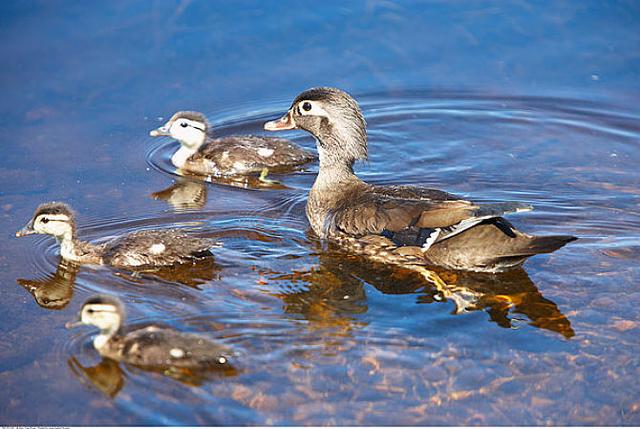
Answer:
270 244 573 338
67 295 237 390
17 260 78 310
202 172 291 190
151 178 208 211
113 255 221 289
68 356 124 398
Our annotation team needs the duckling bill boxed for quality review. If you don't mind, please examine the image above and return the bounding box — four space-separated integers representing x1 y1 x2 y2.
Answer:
265 87 577 273
16 202 220 268
149 111 316 179
67 295 233 373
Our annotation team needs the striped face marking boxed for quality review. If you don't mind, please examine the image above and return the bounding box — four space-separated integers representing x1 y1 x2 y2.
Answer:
169 118 207 149
33 214 73 237
83 303 118 313
296 100 330 118
35 213 70 225
81 303 121 331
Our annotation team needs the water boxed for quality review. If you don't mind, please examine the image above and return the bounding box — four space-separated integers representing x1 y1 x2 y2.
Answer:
1 1 639 425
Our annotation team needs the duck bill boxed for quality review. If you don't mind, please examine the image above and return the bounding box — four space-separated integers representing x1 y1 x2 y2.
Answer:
15 223 35 237
149 124 170 137
264 111 296 131
65 319 84 329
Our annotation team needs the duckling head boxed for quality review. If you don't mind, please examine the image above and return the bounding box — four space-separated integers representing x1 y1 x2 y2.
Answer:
16 202 76 241
265 87 367 168
67 295 125 348
150 111 209 150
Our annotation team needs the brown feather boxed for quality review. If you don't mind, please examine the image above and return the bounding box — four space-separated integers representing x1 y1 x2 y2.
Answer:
102 229 216 268
183 135 315 176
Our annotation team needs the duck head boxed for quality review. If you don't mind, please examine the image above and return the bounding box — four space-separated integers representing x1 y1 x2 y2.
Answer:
265 87 367 170
16 202 77 241
67 295 125 348
150 111 209 150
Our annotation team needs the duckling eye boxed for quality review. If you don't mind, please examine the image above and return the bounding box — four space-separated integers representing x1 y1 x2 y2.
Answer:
180 122 188 128
302 102 312 112
41 218 49 224
86 309 94 314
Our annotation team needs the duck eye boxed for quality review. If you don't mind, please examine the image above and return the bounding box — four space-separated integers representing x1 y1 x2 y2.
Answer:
180 122 188 128
41 218 49 224
302 102 312 112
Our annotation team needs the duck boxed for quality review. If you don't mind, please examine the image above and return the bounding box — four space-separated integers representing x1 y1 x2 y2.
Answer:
16 202 220 269
66 295 233 373
149 110 316 182
264 87 577 278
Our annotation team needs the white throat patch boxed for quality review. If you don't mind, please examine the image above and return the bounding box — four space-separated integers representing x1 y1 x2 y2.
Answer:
35 214 73 239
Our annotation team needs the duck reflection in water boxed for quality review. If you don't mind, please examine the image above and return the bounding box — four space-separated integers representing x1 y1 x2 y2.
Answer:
67 295 238 397
201 171 291 190
68 353 238 398
151 178 209 211
270 244 574 339
17 256 220 312
112 254 222 289
68 356 124 398
17 260 78 310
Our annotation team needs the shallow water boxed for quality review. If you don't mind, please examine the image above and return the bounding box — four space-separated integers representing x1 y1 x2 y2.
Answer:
1 1 640 426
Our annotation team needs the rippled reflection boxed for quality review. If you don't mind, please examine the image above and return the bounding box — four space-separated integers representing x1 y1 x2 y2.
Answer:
68 353 238 398
17 260 79 310
112 256 222 289
445 268 574 338
151 178 209 211
270 243 573 338
68 356 124 398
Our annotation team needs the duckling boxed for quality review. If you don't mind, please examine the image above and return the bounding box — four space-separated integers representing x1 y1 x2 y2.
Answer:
265 87 577 276
66 295 232 373
149 110 316 182
16 202 220 268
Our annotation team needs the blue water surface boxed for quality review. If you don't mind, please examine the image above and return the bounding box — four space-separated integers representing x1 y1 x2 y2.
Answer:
1 1 639 425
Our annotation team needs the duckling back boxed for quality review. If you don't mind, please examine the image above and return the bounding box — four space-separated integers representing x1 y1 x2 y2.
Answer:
102 229 218 268
104 326 232 371
195 135 315 175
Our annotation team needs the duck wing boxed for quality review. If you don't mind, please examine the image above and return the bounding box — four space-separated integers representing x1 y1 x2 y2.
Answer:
102 230 219 268
326 184 532 249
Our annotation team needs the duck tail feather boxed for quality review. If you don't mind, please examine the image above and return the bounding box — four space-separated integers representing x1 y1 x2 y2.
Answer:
472 202 533 219
523 234 578 255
